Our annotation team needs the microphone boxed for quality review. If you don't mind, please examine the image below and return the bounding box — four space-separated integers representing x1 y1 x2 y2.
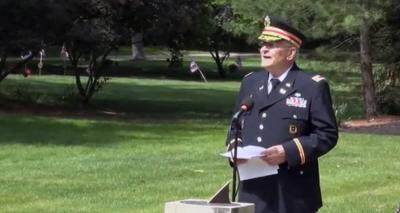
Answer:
230 96 254 202
232 96 254 121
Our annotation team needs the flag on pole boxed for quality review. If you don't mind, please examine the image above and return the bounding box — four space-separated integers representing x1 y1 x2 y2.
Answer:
60 43 69 58
190 60 200 73
189 59 207 83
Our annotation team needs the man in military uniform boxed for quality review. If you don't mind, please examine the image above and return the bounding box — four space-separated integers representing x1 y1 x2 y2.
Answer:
226 16 338 213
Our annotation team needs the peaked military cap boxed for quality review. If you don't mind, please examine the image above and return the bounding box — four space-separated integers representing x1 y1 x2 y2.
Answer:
258 16 306 48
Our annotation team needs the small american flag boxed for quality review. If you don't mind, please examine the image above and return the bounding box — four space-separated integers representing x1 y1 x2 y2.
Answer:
189 60 199 73
60 44 69 58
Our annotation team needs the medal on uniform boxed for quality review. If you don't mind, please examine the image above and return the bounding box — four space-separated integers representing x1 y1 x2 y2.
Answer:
286 97 307 108
289 124 298 135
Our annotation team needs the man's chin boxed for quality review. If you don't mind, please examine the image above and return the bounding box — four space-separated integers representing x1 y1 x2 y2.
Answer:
261 61 272 68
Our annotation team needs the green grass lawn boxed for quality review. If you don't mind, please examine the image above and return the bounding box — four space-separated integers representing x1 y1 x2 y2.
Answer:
0 113 399 213
0 114 232 212
0 55 396 212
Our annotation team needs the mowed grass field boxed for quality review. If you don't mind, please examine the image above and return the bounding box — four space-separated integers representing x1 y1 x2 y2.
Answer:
0 65 399 212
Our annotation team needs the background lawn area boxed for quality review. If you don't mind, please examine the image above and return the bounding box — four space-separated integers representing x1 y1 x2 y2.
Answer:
0 113 399 213
0 54 397 212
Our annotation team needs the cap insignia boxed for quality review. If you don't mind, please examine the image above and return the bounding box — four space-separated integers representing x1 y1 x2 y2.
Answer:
264 16 271 27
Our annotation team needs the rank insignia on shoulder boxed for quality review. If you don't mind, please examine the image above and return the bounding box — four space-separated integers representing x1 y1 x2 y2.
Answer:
244 72 254 78
312 75 325 82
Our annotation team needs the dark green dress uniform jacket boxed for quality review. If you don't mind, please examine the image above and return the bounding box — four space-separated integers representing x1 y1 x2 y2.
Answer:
226 64 338 213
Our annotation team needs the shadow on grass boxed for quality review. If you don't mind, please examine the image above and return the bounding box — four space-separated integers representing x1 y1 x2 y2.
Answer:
0 115 129 146
0 77 239 120
92 81 238 118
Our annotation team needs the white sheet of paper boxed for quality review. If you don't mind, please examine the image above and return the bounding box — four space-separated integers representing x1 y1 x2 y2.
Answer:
220 145 267 159
237 158 278 180
220 145 279 180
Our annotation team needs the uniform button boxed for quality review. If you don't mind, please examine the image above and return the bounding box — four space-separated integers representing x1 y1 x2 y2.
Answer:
299 170 304 175
259 124 264 130
293 114 298 119
257 137 262 143
262 113 267 118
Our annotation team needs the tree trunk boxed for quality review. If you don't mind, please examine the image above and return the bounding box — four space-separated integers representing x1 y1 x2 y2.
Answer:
209 50 226 78
131 32 145 60
360 0 377 118
387 63 397 87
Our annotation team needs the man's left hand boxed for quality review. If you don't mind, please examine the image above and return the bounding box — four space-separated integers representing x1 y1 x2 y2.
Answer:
260 145 286 165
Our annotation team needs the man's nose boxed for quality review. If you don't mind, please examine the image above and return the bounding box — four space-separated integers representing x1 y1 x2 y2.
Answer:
260 47 270 53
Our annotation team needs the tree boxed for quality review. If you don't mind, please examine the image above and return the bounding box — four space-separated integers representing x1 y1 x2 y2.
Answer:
54 0 123 106
150 0 209 68
228 0 395 118
371 0 400 114
359 0 377 117
206 2 233 78
116 0 158 60
0 0 52 82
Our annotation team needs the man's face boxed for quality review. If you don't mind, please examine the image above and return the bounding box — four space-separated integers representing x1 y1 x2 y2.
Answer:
259 41 295 70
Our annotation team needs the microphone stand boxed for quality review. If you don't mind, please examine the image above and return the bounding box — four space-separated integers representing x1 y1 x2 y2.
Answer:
231 117 242 202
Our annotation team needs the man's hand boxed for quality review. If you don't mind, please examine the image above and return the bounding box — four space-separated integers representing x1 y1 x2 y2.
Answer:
260 145 286 165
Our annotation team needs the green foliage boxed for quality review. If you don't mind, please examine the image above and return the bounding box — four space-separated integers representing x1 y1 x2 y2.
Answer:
0 0 55 81
377 86 400 115
333 102 348 126
227 0 393 46
166 46 183 68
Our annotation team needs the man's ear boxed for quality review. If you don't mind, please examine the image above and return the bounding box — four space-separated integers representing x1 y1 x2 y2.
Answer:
286 47 297 61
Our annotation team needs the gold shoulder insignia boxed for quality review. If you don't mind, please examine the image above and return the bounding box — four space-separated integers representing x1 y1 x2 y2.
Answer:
244 72 254 78
312 75 325 82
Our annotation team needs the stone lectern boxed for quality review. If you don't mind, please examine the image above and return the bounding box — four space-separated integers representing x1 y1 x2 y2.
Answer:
164 181 255 213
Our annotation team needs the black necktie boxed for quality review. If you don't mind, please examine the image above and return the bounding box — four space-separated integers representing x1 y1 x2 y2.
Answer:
270 78 281 94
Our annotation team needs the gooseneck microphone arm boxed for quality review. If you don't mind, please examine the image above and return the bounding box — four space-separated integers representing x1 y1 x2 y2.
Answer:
231 96 254 202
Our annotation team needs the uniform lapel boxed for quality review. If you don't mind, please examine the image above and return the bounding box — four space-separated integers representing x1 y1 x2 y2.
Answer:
253 71 269 111
257 65 300 111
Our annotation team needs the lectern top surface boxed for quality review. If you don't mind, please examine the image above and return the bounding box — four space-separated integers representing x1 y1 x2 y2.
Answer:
180 200 240 207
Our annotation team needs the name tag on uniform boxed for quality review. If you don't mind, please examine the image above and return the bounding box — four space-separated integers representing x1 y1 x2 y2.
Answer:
286 97 307 108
